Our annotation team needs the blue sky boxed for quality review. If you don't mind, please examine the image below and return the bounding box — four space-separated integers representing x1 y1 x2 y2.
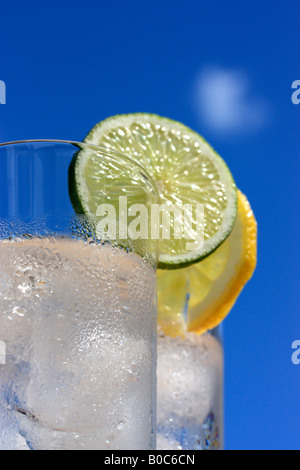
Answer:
0 0 300 449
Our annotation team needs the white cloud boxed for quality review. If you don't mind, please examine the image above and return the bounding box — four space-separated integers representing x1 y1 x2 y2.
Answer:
195 66 270 134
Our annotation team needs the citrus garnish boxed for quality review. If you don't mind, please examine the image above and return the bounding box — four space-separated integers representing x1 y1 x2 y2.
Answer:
157 190 257 336
70 113 237 269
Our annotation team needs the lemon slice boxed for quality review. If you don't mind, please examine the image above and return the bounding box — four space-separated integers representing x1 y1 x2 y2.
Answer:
70 113 237 269
157 190 257 336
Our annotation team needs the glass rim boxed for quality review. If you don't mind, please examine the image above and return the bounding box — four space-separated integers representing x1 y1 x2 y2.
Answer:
0 139 159 198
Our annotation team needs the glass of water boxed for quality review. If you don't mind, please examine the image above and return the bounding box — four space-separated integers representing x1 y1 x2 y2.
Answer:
0 140 158 450
157 328 223 450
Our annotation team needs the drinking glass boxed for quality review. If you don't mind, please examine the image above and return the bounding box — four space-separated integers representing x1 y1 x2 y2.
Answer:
0 140 158 450
157 326 224 450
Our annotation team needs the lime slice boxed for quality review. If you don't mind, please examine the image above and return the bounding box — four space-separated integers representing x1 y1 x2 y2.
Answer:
70 113 237 269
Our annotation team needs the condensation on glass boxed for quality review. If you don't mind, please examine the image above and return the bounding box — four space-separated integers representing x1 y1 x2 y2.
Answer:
0 141 158 450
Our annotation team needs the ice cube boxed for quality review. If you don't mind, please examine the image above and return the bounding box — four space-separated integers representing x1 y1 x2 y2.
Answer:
157 332 223 426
